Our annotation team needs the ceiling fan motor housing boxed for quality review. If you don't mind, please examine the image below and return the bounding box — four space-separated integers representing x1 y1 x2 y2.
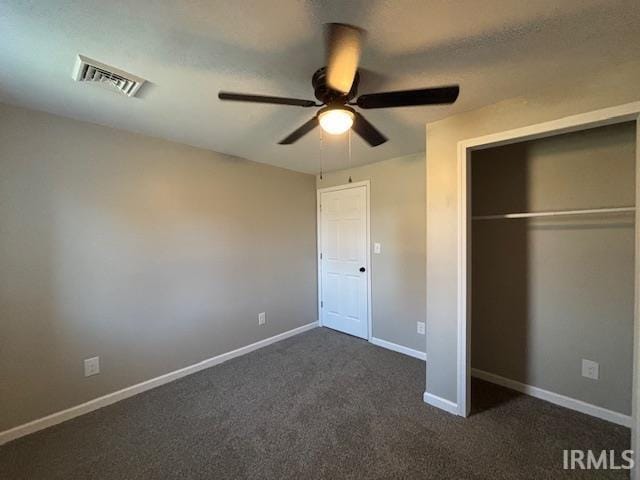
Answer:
312 67 359 105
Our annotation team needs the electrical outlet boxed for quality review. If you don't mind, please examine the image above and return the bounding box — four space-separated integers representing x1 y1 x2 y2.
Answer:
374 243 381 254
582 359 599 380
417 321 425 335
258 312 266 326
84 356 100 377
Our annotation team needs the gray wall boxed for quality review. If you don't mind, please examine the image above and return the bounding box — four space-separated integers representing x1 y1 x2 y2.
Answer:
425 59 640 406
317 153 426 353
0 102 318 432
471 123 636 414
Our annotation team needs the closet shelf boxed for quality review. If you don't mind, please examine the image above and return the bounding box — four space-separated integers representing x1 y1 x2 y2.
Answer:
472 206 636 220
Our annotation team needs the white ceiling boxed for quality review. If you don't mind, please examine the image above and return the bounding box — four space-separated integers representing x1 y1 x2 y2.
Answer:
1 1 639 173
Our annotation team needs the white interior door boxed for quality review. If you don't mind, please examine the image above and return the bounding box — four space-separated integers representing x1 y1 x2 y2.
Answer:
319 184 369 339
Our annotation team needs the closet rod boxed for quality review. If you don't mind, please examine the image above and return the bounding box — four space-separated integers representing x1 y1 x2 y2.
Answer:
472 206 636 220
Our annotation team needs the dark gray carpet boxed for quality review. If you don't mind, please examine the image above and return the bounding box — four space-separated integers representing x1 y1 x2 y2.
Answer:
0 327 630 479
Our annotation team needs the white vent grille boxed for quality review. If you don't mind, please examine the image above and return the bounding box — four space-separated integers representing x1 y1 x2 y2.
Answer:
72 55 145 97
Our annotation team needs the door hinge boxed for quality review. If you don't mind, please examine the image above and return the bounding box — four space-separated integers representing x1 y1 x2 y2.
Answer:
321 301 323 308
320 252 323 259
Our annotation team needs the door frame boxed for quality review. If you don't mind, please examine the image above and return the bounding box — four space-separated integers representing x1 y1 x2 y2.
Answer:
455 102 640 468
316 180 372 341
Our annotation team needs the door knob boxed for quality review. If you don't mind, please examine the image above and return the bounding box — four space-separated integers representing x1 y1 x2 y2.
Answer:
359 267 366 272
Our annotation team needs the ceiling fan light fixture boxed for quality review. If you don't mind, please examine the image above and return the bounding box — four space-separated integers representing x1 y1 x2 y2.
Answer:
318 106 355 135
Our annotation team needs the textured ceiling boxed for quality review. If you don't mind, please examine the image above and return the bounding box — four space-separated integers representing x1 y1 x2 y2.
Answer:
1 1 639 173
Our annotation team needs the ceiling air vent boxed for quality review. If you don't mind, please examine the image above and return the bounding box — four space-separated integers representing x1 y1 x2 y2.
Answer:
72 55 146 97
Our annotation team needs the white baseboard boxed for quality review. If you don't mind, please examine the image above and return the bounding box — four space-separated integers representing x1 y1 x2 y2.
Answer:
0 321 319 446
370 337 426 361
423 391 460 415
471 368 632 428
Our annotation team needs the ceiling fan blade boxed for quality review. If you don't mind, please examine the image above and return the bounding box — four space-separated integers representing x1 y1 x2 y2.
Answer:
352 112 387 147
219 92 317 107
356 85 460 109
278 117 319 144
325 23 365 94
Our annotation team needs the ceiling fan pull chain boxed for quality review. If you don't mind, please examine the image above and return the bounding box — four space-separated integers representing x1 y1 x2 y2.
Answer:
319 128 324 180
348 129 353 183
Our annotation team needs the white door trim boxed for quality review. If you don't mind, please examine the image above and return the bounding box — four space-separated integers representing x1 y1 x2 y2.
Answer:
634 113 640 480
455 101 640 426
317 180 372 340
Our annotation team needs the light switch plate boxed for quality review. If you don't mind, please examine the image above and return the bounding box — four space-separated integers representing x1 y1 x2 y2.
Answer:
84 356 100 377
374 243 381 254
417 321 425 335
581 359 599 380
258 312 266 325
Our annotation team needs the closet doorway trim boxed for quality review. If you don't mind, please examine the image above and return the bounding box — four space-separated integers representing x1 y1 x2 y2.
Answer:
455 101 640 425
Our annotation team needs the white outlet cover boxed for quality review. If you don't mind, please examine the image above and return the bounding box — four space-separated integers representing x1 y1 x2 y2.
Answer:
581 359 599 380
84 356 100 377
374 243 381 254
258 312 266 325
417 321 425 335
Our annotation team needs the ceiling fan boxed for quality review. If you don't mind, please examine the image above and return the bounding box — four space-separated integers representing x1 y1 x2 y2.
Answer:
218 23 460 147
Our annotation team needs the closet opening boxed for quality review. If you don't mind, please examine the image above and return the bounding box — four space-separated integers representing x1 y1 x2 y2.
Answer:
469 122 636 425
455 104 640 442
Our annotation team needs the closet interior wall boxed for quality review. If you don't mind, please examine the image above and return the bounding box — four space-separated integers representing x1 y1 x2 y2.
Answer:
470 121 636 416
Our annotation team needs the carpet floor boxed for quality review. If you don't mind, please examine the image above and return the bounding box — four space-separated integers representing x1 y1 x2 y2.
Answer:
0 327 630 479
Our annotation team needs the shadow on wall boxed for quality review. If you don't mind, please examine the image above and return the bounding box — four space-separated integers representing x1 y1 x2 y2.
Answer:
470 142 530 415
